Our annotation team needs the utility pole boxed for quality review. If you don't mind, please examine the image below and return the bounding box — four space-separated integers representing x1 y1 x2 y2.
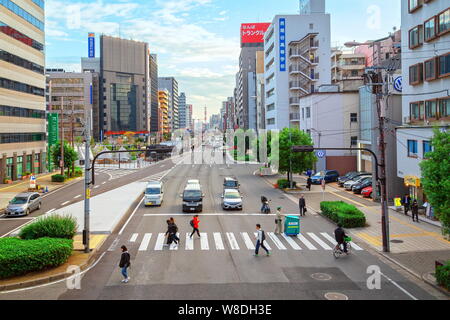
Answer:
60 97 65 176
83 110 91 253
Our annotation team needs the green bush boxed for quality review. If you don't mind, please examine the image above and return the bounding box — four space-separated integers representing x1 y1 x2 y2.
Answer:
72 167 83 178
19 215 78 240
51 174 66 183
277 179 297 189
436 260 450 290
0 237 73 279
320 201 366 228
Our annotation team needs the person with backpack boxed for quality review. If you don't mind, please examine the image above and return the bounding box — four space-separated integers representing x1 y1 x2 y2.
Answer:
164 219 179 247
169 217 180 245
254 224 270 257
190 215 200 239
119 245 131 283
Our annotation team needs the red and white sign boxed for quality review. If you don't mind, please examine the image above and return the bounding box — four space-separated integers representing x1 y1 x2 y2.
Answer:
241 23 271 44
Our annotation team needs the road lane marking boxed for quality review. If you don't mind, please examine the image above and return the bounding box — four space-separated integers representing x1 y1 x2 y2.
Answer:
170 233 180 250
320 232 364 251
186 233 194 250
154 233 166 251
102 182 106 185
213 232 225 250
61 201 70 206
380 272 418 300
118 197 144 235
138 233 152 251
200 233 209 250
74 195 81 199
144 213 276 216
46 208 56 214
281 234 302 250
94 186 99 189
297 234 318 250
254 233 272 250
241 232 255 250
307 232 332 250
129 233 138 242
108 238 120 252
226 232 240 250
267 232 287 250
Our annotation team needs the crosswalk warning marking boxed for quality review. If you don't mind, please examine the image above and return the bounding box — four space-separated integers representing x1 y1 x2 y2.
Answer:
254 233 272 250
213 232 225 250
307 232 332 250
241 232 255 250
297 234 318 250
200 233 209 250
268 232 287 250
170 233 180 250
130 233 139 243
226 232 240 250
138 233 152 251
281 234 302 250
154 233 166 251
185 233 194 250
320 232 364 251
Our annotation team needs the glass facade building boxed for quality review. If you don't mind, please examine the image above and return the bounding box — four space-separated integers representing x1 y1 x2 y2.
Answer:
111 82 137 131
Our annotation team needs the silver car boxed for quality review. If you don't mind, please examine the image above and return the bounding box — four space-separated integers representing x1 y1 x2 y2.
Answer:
344 175 372 190
6 192 42 217
222 189 243 211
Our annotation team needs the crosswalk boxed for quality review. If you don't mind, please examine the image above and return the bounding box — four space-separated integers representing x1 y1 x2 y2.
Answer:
95 168 140 180
128 231 364 253
140 170 172 182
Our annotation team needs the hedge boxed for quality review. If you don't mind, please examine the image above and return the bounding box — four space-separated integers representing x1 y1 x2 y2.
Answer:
436 260 450 290
320 201 366 228
51 174 66 183
0 237 73 279
19 215 78 240
277 179 297 189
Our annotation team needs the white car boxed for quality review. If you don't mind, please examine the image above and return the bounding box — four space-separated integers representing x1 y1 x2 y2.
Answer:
222 189 243 211
186 179 200 186
144 181 164 206
344 175 372 190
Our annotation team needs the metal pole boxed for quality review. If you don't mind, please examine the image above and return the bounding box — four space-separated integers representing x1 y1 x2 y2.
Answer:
60 97 64 176
84 112 91 253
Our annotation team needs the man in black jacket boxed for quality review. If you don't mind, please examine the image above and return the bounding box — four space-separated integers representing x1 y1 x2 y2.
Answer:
401 194 411 216
299 195 306 216
119 245 131 283
165 219 179 247
334 224 348 253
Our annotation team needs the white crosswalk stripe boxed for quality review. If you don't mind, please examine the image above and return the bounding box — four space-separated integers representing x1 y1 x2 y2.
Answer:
307 232 332 250
241 232 255 250
138 233 152 251
297 234 318 250
254 233 272 250
154 233 166 251
130 233 139 243
226 232 240 250
267 232 287 250
186 233 194 250
200 233 209 250
213 232 225 250
281 234 302 250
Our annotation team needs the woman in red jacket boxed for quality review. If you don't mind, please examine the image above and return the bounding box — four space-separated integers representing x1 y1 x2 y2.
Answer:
190 215 200 239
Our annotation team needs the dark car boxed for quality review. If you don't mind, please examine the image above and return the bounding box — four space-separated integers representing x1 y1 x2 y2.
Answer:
181 184 205 213
352 177 373 194
223 177 240 190
338 172 370 187
310 170 340 184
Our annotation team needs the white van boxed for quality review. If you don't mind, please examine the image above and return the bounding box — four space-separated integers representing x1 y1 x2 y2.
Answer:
144 181 164 206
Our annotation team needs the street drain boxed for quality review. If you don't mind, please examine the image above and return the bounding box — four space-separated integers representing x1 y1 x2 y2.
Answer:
311 273 332 281
324 292 349 300
391 239 404 243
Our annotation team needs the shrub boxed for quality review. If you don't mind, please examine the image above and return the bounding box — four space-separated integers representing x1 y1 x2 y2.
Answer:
19 215 78 240
72 167 83 178
320 201 366 228
51 174 66 183
0 237 73 279
436 260 450 290
277 179 297 189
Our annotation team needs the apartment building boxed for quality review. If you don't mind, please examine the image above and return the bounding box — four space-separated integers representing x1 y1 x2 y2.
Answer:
158 89 170 135
331 49 366 91
0 0 46 182
158 77 179 131
179 92 187 129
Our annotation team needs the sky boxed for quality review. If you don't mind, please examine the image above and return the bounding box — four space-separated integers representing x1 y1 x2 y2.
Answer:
45 0 401 120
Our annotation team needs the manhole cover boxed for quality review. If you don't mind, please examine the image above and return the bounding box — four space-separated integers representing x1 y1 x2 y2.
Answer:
279 196 285 199
324 292 349 300
391 239 404 243
311 273 332 281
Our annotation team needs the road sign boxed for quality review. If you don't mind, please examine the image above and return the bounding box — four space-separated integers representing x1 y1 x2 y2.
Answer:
30 175 36 189
316 150 326 158
321 179 326 190
86 188 91 199
393 76 402 92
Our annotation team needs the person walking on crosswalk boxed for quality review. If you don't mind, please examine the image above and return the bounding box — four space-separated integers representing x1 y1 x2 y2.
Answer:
275 207 283 234
254 224 270 257
170 217 180 244
190 215 201 239
164 219 179 247
119 245 131 283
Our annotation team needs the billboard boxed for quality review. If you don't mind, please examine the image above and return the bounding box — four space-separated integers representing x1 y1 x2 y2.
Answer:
241 23 271 44
47 113 59 147
88 33 95 58
279 18 286 72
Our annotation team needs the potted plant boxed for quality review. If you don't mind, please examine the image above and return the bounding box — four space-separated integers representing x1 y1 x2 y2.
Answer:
4 177 12 184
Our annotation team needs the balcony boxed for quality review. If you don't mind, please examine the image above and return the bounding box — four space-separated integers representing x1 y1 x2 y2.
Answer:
290 113 300 121
289 97 300 105
289 81 309 94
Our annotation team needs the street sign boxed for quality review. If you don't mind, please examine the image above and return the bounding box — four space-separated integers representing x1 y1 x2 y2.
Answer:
86 188 91 199
316 150 326 158
321 179 326 190
393 76 402 92
30 175 36 189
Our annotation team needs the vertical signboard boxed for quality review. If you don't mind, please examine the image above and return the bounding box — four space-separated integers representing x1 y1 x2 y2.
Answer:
47 113 59 170
88 33 95 58
279 18 286 72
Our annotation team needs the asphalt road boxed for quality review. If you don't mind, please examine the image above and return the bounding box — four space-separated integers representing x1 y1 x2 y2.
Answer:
0 155 438 300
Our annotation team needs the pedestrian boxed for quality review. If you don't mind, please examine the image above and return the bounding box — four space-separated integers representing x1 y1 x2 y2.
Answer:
411 199 419 223
119 245 131 283
170 217 180 245
164 219 179 247
190 215 200 238
275 207 283 234
254 224 270 257
299 195 307 216
306 176 312 191
401 194 411 216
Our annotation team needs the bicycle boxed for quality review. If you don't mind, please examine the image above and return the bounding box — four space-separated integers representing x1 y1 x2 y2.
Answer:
333 236 352 259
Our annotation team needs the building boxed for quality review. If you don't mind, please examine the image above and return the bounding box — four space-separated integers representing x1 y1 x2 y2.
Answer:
256 51 266 134
158 90 170 135
186 104 193 131
264 0 331 130
81 54 101 141
331 49 366 91
0 0 47 182
100 36 150 138
397 0 449 204
178 92 187 129
149 54 159 135
158 77 179 131
46 70 97 141
354 30 401 67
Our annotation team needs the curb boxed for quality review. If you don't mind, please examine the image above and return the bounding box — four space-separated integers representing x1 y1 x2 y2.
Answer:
422 272 450 298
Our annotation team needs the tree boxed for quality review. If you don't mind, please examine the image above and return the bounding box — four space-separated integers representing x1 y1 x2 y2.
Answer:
420 128 450 237
272 128 316 184
51 141 78 177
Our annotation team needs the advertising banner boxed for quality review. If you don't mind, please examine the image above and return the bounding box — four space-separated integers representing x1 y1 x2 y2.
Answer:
241 23 271 44
88 33 95 58
279 18 286 72
47 113 59 147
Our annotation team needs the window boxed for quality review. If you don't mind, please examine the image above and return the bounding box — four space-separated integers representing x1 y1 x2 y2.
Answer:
0 50 44 74
424 16 437 41
351 136 358 146
425 100 437 119
350 113 358 122
409 63 423 85
438 98 449 118
309 23 314 30
0 105 45 118
266 103 275 112
409 25 423 49
410 101 424 120
0 0 45 31
306 107 311 119
302 108 304 119
0 133 45 144
424 58 437 81
407 140 418 158
0 22 44 51
437 8 450 35
423 141 433 158
0 78 45 96
409 0 422 13
437 52 450 78
267 118 275 125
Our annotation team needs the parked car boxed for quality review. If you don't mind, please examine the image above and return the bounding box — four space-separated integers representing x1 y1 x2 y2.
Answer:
144 181 164 206
221 189 243 211
344 175 372 190
223 177 240 190
310 170 340 184
6 192 41 217
361 186 373 198
181 184 204 213
338 172 370 187
352 177 373 194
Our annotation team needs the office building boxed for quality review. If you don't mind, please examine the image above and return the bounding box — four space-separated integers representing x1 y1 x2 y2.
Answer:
149 54 159 134
158 77 179 131
186 104 193 131
0 0 46 182
179 92 187 129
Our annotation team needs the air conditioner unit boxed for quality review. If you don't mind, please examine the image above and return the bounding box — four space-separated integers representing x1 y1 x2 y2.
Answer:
403 116 411 124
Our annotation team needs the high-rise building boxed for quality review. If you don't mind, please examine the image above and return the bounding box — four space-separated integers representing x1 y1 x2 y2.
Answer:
178 92 187 129
186 104 193 131
264 0 331 130
158 90 170 135
149 54 159 134
100 36 150 137
158 77 179 131
397 0 449 204
255 51 266 133
81 49 101 141
0 0 47 183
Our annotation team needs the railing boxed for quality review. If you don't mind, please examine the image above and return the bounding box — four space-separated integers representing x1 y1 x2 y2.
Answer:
289 97 300 104
290 113 300 120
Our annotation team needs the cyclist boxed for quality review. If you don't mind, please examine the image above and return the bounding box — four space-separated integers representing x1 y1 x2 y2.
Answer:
334 223 348 254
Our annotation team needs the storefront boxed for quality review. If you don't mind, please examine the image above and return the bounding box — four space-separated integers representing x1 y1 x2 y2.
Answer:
404 175 423 204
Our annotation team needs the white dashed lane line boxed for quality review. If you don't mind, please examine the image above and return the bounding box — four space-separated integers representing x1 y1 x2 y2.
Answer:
61 201 70 206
